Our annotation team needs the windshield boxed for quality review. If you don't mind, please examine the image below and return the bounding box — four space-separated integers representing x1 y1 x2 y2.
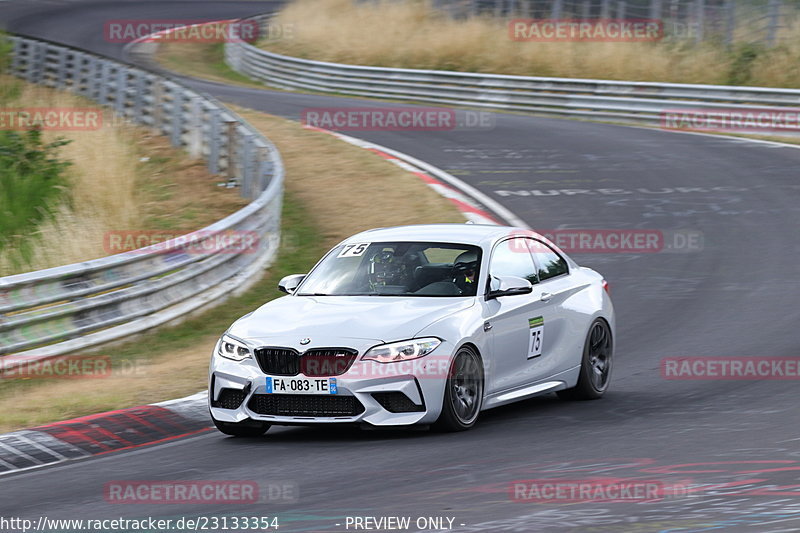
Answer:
297 241 482 297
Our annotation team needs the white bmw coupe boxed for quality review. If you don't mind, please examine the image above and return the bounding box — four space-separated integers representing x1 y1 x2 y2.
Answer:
209 224 614 435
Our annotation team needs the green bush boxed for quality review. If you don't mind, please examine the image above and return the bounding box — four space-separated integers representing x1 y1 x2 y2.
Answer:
0 129 72 268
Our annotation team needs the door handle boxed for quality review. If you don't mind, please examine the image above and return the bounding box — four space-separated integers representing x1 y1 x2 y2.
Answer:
540 292 553 302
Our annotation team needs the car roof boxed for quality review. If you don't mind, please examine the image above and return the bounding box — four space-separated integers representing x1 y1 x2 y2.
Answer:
342 223 533 247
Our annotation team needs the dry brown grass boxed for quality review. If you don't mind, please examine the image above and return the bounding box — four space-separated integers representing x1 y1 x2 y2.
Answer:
261 0 800 88
0 103 464 432
232 106 464 247
0 78 246 275
748 23 800 88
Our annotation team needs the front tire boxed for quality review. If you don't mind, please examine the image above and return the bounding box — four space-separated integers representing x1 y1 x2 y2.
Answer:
435 345 484 432
557 318 613 401
212 417 271 437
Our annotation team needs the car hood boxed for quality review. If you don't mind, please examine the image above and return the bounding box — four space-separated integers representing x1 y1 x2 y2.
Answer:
228 295 475 347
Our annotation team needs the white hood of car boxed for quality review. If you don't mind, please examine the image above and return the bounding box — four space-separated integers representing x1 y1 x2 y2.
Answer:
227 295 475 346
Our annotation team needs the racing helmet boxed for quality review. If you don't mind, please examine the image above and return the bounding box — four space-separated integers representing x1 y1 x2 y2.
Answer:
368 249 405 287
453 250 478 278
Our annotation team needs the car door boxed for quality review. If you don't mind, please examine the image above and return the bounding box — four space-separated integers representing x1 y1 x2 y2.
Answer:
529 238 581 376
483 237 554 394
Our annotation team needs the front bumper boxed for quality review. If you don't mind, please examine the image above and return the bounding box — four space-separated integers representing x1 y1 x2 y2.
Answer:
209 348 453 427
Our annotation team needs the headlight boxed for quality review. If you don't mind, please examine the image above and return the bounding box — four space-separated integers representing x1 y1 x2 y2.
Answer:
217 334 251 361
362 337 441 363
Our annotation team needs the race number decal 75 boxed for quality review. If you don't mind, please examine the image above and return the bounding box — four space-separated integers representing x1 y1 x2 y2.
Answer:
528 316 544 358
338 242 370 257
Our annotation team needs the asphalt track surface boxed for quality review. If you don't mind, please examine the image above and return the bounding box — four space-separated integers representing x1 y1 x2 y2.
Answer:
2 1 800 531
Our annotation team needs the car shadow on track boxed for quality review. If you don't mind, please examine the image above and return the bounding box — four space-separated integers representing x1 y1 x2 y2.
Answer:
211 392 636 444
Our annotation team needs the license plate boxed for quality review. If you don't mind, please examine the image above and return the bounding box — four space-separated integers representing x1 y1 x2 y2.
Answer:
265 376 337 395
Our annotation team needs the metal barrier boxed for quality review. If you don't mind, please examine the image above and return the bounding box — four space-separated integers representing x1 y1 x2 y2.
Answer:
432 0 789 48
226 14 800 126
0 35 284 362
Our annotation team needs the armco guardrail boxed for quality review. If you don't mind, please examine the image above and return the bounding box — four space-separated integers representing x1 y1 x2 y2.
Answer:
226 15 800 126
0 35 284 362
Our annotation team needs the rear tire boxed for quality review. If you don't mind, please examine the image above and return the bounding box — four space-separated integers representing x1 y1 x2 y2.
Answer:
434 345 484 432
557 318 613 401
212 418 271 437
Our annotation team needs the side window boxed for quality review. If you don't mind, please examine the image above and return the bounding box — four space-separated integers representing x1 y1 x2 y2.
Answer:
490 238 538 285
531 240 569 281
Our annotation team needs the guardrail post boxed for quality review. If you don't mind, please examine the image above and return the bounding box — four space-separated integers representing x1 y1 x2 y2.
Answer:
551 0 563 19
36 42 47 84
83 55 96 98
71 51 85 95
42 45 56 87
258 147 273 193
27 41 44 83
226 120 238 182
766 0 781 46
151 79 164 134
694 0 705 43
226 42 240 72
724 0 735 48
132 71 145 119
170 88 183 147
115 68 127 116
581 1 592 20
242 134 256 198
188 96 203 159
98 61 110 105
208 107 222 174
649 0 662 21
56 48 67 89
510 0 520 17
601 0 611 19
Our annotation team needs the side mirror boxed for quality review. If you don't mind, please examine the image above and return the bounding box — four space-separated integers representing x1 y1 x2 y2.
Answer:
486 275 533 300
278 274 306 294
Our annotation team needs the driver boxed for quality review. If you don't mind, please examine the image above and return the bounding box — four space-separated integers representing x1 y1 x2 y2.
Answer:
368 250 407 289
453 250 478 295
